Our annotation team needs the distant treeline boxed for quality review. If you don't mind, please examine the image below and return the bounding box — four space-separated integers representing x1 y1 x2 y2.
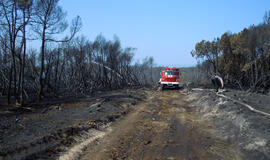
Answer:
191 11 270 92
0 0 155 106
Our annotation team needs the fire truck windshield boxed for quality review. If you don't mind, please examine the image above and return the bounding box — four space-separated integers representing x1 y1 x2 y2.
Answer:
165 72 178 75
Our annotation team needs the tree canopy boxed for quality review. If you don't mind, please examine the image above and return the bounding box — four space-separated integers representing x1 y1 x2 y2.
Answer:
191 11 270 92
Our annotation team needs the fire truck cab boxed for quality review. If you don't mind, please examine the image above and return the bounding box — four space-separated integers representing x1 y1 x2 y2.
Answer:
159 67 181 89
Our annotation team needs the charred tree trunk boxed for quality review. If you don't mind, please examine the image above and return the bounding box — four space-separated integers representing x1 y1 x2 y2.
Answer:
20 10 26 106
54 48 60 93
38 25 46 102
8 63 12 104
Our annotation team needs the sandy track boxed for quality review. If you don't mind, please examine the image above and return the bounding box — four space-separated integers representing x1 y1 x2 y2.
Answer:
80 90 242 160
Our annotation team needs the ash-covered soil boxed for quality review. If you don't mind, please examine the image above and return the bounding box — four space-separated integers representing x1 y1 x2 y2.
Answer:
1 87 270 160
0 88 147 160
186 88 270 160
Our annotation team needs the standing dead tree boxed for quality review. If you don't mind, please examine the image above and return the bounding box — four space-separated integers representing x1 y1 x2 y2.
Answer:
0 0 156 105
31 0 81 101
0 0 32 105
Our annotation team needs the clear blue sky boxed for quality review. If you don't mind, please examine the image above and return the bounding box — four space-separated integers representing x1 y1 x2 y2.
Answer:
59 0 270 67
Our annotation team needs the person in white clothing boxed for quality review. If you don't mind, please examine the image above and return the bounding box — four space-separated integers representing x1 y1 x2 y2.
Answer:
211 75 224 92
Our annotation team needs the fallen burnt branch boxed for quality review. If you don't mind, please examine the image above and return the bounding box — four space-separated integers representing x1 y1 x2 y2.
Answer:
217 93 270 118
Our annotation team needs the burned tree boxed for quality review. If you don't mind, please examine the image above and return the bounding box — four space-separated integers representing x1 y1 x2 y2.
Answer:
31 0 81 101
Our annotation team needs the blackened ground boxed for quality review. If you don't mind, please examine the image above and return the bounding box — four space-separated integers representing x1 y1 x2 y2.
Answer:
186 88 270 160
0 88 147 160
1 87 270 160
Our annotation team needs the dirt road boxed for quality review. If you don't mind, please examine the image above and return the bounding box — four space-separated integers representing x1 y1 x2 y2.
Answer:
80 90 242 160
5 88 269 159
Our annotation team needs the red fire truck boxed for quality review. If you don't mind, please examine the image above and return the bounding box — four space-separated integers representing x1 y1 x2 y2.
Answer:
159 67 181 89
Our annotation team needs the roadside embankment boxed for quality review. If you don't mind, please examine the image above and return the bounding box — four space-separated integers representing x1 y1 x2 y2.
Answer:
185 88 270 160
